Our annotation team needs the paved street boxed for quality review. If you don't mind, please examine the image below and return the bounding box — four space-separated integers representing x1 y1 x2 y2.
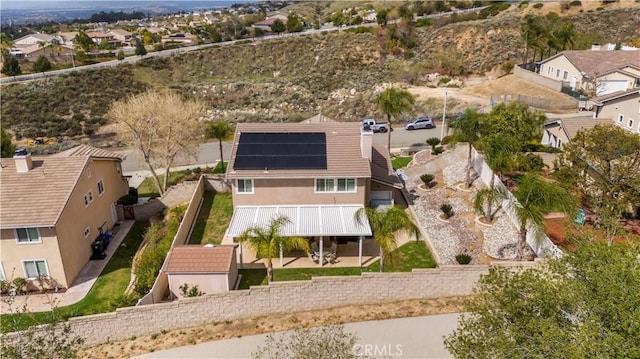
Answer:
116 124 442 174
135 313 460 359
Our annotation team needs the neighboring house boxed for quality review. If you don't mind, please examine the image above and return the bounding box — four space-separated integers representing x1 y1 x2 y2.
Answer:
108 28 135 46
0 145 129 289
161 33 198 45
224 122 405 266
591 88 640 135
537 50 640 96
542 116 612 149
85 31 118 47
12 33 56 46
252 14 288 31
165 245 238 299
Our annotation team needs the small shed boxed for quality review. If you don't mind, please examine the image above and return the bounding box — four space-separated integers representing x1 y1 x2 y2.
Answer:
165 245 238 299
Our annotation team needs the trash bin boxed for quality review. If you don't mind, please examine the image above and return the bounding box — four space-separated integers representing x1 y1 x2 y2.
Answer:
91 238 106 260
99 232 111 249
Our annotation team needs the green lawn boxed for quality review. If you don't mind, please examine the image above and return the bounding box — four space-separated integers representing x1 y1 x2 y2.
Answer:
392 156 412 170
137 171 191 197
188 192 233 245
237 241 436 288
1 221 149 333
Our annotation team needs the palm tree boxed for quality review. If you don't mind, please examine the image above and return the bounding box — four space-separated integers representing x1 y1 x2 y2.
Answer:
237 216 310 282
447 108 484 188
355 206 420 272
503 174 577 260
205 120 234 173
473 185 509 223
376 87 415 153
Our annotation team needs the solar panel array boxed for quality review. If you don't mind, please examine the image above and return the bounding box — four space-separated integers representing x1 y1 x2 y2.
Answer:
234 132 327 170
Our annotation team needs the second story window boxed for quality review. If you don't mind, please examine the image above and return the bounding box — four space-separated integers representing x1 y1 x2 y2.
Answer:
97 179 105 195
236 179 254 194
84 190 94 206
316 178 356 193
16 228 41 244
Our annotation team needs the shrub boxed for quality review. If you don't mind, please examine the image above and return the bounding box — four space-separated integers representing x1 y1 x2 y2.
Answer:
426 137 441 150
438 77 451 85
455 254 472 264
569 0 582 6
12 277 27 295
440 203 453 218
432 146 445 155
179 283 205 297
519 1 530 8
420 173 435 187
533 3 544 9
500 60 514 75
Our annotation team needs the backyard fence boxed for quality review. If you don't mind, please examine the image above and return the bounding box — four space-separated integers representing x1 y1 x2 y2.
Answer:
493 93 578 111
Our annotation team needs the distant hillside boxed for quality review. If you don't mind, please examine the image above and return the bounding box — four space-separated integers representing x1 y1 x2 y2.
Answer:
1 3 638 144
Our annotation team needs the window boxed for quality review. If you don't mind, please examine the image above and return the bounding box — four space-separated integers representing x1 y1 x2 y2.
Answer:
97 179 104 195
618 114 624 123
316 178 357 193
16 228 41 243
539 65 543 74
84 226 91 238
548 66 553 75
629 118 634 129
23 260 48 279
236 179 253 194
557 139 562 148
556 69 560 78
563 71 568 80
0 263 5 282
84 190 94 206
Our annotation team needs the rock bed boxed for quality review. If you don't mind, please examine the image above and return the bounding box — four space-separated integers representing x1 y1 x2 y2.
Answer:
406 158 527 264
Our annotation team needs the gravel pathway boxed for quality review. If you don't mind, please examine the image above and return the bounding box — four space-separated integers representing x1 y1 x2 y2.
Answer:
404 147 529 264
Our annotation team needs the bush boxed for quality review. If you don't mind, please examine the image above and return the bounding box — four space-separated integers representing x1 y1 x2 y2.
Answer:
501 60 514 75
455 254 472 264
12 277 27 295
533 3 544 9
420 173 435 187
440 203 453 218
569 1 582 6
433 146 445 155
426 137 441 150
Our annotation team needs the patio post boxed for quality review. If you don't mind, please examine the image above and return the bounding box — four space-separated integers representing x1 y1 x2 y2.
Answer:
279 243 284 268
237 238 243 269
319 237 324 267
358 236 363 266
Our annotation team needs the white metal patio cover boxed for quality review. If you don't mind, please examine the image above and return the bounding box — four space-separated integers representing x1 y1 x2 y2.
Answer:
226 205 372 237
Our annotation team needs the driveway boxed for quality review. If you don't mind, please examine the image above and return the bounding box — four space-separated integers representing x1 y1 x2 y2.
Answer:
135 313 460 359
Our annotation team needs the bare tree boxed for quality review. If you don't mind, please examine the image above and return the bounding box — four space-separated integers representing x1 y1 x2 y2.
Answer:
107 90 205 195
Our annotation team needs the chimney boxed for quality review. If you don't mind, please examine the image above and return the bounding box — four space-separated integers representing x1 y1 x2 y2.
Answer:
14 148 32 173
591 43 601 51
360 125 373 160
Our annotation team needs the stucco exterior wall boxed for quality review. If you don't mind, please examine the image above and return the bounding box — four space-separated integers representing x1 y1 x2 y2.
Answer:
538 55 582 88
542 124 569 148
168 273 230 298
231 178 367 206
55 159 129 288
0 227 63 289
599 95 640 134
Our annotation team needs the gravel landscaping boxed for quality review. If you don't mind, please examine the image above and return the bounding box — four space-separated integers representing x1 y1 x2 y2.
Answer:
404 146 532 264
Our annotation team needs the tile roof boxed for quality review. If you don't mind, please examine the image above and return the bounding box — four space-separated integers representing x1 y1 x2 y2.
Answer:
370 145 403 188
164 245 235 273
0 145 125 229
0 156 88 228
226 122 371 179
545 116 612 140
546 50 640 78
226 205 372 237
301 114 336 124
591 88 640 105
52 144 126 160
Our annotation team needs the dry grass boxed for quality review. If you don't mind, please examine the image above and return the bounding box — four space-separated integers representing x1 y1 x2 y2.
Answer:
79 296 469 358
459 74 574 102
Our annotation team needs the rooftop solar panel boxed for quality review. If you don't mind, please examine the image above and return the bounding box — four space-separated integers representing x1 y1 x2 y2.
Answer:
234 132 328 170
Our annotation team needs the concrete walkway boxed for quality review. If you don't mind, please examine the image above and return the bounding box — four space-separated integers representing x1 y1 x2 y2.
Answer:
135 313 460 359
1 220 135 313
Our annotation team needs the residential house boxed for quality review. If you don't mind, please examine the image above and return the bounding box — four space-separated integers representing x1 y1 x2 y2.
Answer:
542 116 612 149
591 88 640 135
0 145 129 289
224 122 405 266
108 28 136 47
13 33 56 47
85 31 118 47
252 14 288 31
165 245 238 299
537 50 640 96
161 33 198 45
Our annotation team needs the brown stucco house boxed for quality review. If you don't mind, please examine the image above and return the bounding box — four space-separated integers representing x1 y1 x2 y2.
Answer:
224 122 405 266
590 88 640 135
0 145 129 289
542 116 612 149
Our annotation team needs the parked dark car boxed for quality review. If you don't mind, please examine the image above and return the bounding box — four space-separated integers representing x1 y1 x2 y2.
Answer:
404 117 436 130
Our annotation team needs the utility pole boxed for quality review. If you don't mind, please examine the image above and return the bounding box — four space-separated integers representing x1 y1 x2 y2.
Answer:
440 90 447 140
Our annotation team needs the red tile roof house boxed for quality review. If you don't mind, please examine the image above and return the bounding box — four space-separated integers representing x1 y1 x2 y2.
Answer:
222 121 406 268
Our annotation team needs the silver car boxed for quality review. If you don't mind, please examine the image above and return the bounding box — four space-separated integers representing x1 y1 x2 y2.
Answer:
404 117 436 130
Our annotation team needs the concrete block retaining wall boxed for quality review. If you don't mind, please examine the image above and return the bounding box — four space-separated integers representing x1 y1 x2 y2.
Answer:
4 263 533 347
